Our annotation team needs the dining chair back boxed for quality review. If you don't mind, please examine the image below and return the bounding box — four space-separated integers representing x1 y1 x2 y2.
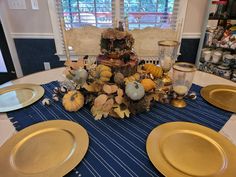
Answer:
62 25 180 64
130 27 178 57
64 26 104 57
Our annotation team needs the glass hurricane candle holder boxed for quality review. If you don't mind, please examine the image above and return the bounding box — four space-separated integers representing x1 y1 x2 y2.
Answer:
158 40 179 86
171 62 197 108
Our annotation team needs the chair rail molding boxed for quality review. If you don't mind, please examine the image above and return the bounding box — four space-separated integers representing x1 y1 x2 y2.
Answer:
182 32 201 39
11 33 54 39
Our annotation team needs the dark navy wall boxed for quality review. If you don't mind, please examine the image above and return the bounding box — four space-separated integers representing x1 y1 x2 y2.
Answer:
178 38 200 64
14 39 64 75
14 38 200 75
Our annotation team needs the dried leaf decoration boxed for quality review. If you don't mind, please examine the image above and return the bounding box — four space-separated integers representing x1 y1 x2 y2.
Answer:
124 73 140 84
83 82 95 92
103 84 118 94
103 84 112 94
85 57 97 70
63 67 74 80
103 98 114 112
115 96 123 104
94 94 108 108
110 85 118 93
147 92 160 102
117 88 123 96
114 88 124 105
83 82 102 92
91 95 114 120
91 106 108 120
113 104 130 118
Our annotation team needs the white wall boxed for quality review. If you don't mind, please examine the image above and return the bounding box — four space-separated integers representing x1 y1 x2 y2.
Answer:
5 0 53 37
183 0 209 38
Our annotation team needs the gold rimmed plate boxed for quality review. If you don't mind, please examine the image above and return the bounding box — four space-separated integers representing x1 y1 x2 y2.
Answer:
200 85 236 113
0 120 89 177
0 84 44 112
146 122 236 177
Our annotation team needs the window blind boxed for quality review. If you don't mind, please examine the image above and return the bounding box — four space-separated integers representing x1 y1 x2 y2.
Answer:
57 0 113 29
57 0 180 30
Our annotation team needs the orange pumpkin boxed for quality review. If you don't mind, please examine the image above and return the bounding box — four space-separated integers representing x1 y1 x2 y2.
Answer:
143 64 163 78
141 79 156 92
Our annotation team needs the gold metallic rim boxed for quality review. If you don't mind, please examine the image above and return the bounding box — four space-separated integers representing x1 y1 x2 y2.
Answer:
0 120 89 177
0 84 44 113
173 62 197 72
201 85 236 113
146 122 236 177
158 40 179 47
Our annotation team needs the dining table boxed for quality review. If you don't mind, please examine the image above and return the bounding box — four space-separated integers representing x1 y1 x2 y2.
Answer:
0 67 236 177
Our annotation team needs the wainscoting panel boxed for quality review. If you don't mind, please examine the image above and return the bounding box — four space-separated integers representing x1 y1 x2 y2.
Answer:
14 39 64 75
178 38 200 64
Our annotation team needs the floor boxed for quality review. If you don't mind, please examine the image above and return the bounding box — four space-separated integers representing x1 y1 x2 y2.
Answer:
0 49 7 72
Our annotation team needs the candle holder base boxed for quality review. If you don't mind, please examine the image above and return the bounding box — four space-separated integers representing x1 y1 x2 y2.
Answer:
171 99 186 108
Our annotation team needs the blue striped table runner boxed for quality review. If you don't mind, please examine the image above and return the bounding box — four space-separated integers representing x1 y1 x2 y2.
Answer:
7 81 233 177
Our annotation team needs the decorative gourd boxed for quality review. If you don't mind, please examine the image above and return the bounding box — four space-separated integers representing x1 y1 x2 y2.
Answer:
124 73 140 84
143 63 163 78
125 81 145 101
95 64 112 82
62 91 84 112
141 79 156 92
73 68 88 85
114 72 124 85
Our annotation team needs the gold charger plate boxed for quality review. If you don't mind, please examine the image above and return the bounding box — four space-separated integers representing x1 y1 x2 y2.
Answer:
146 122 236 177
200 85 236 113
0 120 89 177
0 84 44 112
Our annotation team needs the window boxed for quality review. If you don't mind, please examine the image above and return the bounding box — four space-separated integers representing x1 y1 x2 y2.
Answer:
48 0 188 57
59 0 179 30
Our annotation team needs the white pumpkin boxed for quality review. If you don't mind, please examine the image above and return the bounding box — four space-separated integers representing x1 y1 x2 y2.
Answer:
73 68 88 85
125 81 145 101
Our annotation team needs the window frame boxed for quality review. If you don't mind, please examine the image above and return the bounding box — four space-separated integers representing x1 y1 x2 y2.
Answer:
48 0 188 60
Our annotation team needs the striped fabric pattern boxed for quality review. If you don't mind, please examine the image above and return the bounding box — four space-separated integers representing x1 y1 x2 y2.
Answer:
7 81 232 177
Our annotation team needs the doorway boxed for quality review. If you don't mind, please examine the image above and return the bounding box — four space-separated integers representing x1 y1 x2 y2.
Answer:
0 21 16 84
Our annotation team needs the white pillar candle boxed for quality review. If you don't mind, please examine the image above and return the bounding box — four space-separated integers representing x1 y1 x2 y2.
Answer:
162 56 173 71
173 85 188 95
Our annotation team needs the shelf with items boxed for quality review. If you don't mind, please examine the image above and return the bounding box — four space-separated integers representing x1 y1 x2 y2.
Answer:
198 49 236 81
208 0 236 21
204 21 236 49
199 45 236 82
196 0 236 82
